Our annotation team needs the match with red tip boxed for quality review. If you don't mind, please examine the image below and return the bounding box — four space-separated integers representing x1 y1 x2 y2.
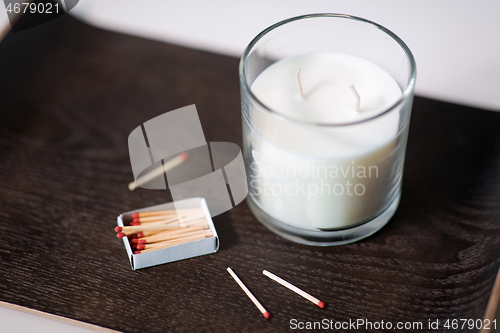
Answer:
135 244 146 251
114 226 122 233
263 270 325 309
132 212 139 218
227 267 270 320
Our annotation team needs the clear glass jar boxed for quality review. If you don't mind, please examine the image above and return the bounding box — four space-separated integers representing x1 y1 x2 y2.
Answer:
240 14 416 245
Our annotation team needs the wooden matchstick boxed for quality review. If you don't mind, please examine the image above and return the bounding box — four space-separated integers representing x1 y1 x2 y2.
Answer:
118 228 181 238
132 226 210 244
133 212 200 223
128 153 188 191
118 219 207 233
133 220 208 238
116 224 193 237
263 270 325 308
130 216 181 226
349 85 361 112
136 229 167 238
139 214 206 227
134 231 213 250
136 216 206 228
131 212 204 225
480 266 500 333
134 233 211 253
296 69 304 98
132 208 203 219
178 215 207 226
133 215 181 223
116 220 208 237
227 267 270 319
151 219 208 230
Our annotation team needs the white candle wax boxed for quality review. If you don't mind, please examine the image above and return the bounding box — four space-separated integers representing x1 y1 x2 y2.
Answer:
247 53 403 230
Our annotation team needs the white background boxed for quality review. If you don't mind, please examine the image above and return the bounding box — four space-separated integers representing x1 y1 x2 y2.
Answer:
68 0 500 111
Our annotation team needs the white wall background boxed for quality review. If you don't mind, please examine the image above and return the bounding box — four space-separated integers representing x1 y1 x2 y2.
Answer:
68 0 500 111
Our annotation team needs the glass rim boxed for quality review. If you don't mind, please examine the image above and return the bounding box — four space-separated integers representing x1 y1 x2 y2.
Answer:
239 13 417 127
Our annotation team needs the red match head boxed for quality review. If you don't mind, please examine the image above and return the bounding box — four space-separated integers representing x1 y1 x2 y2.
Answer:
136 232 144 238
117 232 126 239
263 311 270 319
132 212 139 218
136 244 146 251
133 218 140 223
134 251 141 254
114 226 122 233
317 301 325 309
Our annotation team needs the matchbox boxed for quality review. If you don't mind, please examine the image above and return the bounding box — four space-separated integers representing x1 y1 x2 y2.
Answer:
117 197 219 270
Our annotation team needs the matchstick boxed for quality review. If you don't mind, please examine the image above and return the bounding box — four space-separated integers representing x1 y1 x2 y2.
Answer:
131 213 204 225
480 266 500 333
227 267 270 319
116 220 205 234
179 217 207 227
131 213 205 226
135 221 209 238
130 225 211 244
116 224 187 237
132 226 210 244
133 212 199 223
130 216 179 226
115 223 179 234
132 208 203 219
136 230 166 238
133 215 180 223
134 231 213 250
263 270 325 308
128 152 189 191
116 220 208 237
117 215 205 232
133 233 210 253
138 216 207 229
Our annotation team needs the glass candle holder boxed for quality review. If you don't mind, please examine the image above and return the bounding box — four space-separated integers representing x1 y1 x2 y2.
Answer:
240 14 416 246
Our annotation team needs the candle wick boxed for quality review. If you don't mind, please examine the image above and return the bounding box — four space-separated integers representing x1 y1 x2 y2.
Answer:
350 85 361 112
296 69 304 98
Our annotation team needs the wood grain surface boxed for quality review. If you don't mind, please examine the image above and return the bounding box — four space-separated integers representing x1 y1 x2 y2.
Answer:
0 14 499 333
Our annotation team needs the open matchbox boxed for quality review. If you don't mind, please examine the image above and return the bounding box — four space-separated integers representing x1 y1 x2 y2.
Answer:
117 197 219 270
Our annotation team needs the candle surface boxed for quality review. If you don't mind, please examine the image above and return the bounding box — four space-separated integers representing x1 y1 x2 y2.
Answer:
252 53 402 124
246 53 405 230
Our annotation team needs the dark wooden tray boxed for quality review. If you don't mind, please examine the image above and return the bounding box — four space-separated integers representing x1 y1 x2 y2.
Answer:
0 14 498 333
